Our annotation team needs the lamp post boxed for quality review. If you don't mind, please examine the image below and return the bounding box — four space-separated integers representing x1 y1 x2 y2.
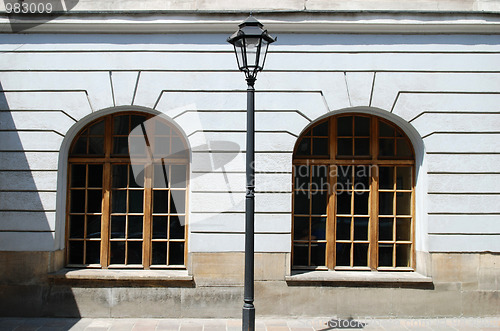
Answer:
227 16 276 331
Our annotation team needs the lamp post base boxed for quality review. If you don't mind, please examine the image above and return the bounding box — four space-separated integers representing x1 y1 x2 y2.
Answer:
242 304 255 331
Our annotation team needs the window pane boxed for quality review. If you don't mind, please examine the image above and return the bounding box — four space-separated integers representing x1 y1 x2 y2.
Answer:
293 217 309 241
70 190 85 213
169 242 185 265
337 116 352 136
336 192 351 215
88 137 104 155
337 138 352 156
69 215 84 238
354 217 369 241
114 115 129 135
396 244 411 267
129 164 144 188
396 167 412 190
68 241 84 264
85 241 100 265
312 121 328 136
89 120 105 135
112 190 127 213
171 165 187 188
128 190 144 213
397 139 412 157
354 166 370 189
294 165 309 189
336 166 352 190
127 241 142 265
153 190 169 214
379 166 394 190
379 192 394 215
336 243 350 266
296 137 311 156
152 242 167 265
396 218 412 241
130 115 146 133
155 137 170 156
111 216 126 239
293 244 308 266
354 192 369 215
294 191 309 215
354 138 369 156
110 241 125 264
396 193 412 215
155 120 170 135
113 137 129 155
311 242 326 267
353 243 368 267
154 164 169 188
336 217 351 241
128 215 143 239
129 136 147 157
378 244 393 267
112 165 128 188
86 215 101 239
71 164 86 188
72 136 87 154
379 218 393 241
379 138 394 157
355 116 370 136
88 164 103 188
311 217 326 240
171 137 187 157
153 216 168 239
379 121 395 137
312 138 328 156
311 165 328 190
170 216 185 239
311 191 327 215
170 190 186 214
87 190 102 213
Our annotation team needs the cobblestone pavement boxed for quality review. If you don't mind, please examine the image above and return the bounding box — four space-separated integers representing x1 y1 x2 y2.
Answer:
0 317 499 331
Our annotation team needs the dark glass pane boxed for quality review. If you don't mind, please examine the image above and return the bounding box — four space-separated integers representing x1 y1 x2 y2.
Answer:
128 190 144 213
112 190 127 213
354 138 370 156
379 121 395 137
69 215 84 238
379 167 394 190
396 167 412 190
112 165 128 188
353 243 369 266
311 165 329 190
171 137 187 157
336 192 351 215
110 241 125 265
85 241 100 265
311 191 327 215
294 165 309 190
70 190 85 213
171 165 187 188
130 115 146 133
293 244 308 266
311 217 326 240
354 192 369 215
379 218 393 241
397 139 412 157
70 164 86 188
355 116 370 136
336 243 350 266
155 120 170 135
304 129 311 136
88 164 103 188
311 242 326 267
86 215 101 238
336 166 352 190
87 190 102 213
154 137 170 156
153 190 169 214
111 216 126 239
379 192 394 215
153 216 168 239
129 165 143 188
378 244 393 267
170 190 186 214
72 136 87 154
337 138 352 156
296 137 311 156
153 164 169 188
114 115 129 135
89 120 105 135
396 218 412 241
396 244 411 267
336 217 351 240
379 139 395 157
127 241 143 265
354 166 370 189
312 121 328 136
113 137 129 155
312 138 328 156
396 193 412 216
337 116 352 136
293 217 309 241
293 191 309 215
354 217 369 241
169 242 185 265
88 137 104 155
152 242 167 265
128 215 143 239
169 216 185 239
68 241 84 264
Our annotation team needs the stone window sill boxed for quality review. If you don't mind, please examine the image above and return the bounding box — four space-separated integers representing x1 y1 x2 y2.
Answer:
285 270 433 289
49 268 194 287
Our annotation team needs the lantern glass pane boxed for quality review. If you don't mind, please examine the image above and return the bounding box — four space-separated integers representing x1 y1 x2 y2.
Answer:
259 39 270 69
233 40 245 71
245 37 260 69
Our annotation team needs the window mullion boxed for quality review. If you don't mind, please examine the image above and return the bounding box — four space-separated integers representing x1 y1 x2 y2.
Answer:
100 116 113 268
369 116 378 270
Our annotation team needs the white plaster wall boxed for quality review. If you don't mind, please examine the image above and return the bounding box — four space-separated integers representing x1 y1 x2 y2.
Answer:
0 33 499 254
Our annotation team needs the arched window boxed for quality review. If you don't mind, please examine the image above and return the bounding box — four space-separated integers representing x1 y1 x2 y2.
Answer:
66 112 189 269
292 113 415 271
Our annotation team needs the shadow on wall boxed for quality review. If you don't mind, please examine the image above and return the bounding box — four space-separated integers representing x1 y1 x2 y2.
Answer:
0 81 80 318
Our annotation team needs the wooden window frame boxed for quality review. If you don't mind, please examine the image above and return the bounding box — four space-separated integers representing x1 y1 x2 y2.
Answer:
292 114 416 271
66 112 189 269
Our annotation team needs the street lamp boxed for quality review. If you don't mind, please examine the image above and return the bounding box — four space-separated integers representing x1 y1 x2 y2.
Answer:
227 15 276 331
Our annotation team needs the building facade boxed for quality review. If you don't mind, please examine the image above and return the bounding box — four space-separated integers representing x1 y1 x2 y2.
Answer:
0 0 500 318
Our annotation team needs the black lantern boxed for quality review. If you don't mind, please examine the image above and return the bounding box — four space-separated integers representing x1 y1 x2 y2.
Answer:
227 15 276 81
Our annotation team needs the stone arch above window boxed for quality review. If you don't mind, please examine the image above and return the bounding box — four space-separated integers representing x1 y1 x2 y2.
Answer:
292 113 415 271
